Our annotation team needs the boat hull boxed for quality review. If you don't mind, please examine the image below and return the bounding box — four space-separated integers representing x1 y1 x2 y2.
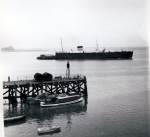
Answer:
37 51 133 60
37 126 61 135
40 97 83 107
4 115 26 125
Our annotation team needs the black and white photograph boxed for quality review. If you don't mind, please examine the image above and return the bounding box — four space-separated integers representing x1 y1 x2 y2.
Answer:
0 0 149 137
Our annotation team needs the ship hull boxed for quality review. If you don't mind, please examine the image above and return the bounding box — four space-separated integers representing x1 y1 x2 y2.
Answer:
37 51 133 60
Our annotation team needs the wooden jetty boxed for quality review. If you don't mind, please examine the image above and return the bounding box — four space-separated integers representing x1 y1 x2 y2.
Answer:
3 62 87 104
3 75 87 104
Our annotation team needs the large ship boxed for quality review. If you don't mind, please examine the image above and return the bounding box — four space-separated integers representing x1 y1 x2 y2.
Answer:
37 46 133 60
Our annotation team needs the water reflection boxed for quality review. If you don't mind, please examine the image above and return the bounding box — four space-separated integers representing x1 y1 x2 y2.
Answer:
4 104 25 118
26 97 87 117
4 97 88 129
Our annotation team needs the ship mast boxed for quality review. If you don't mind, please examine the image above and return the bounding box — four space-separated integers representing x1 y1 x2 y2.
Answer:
96 40 99 51
60 38 64 52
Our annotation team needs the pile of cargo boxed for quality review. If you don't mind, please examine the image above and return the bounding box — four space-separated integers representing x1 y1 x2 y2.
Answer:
34 72 53 82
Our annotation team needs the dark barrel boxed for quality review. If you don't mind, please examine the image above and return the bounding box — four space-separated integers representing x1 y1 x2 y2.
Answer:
34 73 43 82
34 72 53 82
42 72 53 81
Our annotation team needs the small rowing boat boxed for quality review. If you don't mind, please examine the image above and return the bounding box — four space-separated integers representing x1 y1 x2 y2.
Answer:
37 126 61 135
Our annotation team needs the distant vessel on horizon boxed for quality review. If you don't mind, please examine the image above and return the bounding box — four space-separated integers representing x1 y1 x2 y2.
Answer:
37 45 133 60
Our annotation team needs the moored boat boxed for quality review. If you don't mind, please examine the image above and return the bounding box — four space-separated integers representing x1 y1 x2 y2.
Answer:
37 126 61 135
4 115 26 124
40 94 83 107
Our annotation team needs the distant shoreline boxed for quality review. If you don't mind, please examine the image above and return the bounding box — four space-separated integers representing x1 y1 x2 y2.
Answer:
1 49 49 52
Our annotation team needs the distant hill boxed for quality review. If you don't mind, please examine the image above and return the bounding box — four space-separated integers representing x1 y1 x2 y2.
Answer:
1 46 48 52
1 46 15 52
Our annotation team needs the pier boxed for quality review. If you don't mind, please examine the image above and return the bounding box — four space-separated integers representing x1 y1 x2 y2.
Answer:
3 75 87 104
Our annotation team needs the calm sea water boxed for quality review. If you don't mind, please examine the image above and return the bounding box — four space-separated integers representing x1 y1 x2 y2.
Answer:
1 47 149 137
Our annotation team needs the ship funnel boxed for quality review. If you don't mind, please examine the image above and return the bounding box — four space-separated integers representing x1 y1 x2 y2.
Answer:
77 46 83 51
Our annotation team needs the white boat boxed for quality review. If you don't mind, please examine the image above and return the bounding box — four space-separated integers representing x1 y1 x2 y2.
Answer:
40 94 83 107
37 126 61 135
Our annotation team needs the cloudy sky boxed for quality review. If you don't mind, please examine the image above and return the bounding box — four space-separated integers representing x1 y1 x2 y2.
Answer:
0 0 148 49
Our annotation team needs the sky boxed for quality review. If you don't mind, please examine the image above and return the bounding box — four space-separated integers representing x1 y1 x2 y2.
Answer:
0 0 148 50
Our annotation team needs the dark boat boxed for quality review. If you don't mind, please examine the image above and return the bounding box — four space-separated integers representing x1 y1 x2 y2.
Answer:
37 46 133 60
4 115 26 125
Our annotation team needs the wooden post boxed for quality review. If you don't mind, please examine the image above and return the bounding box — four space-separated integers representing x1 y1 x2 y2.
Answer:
8 76 10 82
